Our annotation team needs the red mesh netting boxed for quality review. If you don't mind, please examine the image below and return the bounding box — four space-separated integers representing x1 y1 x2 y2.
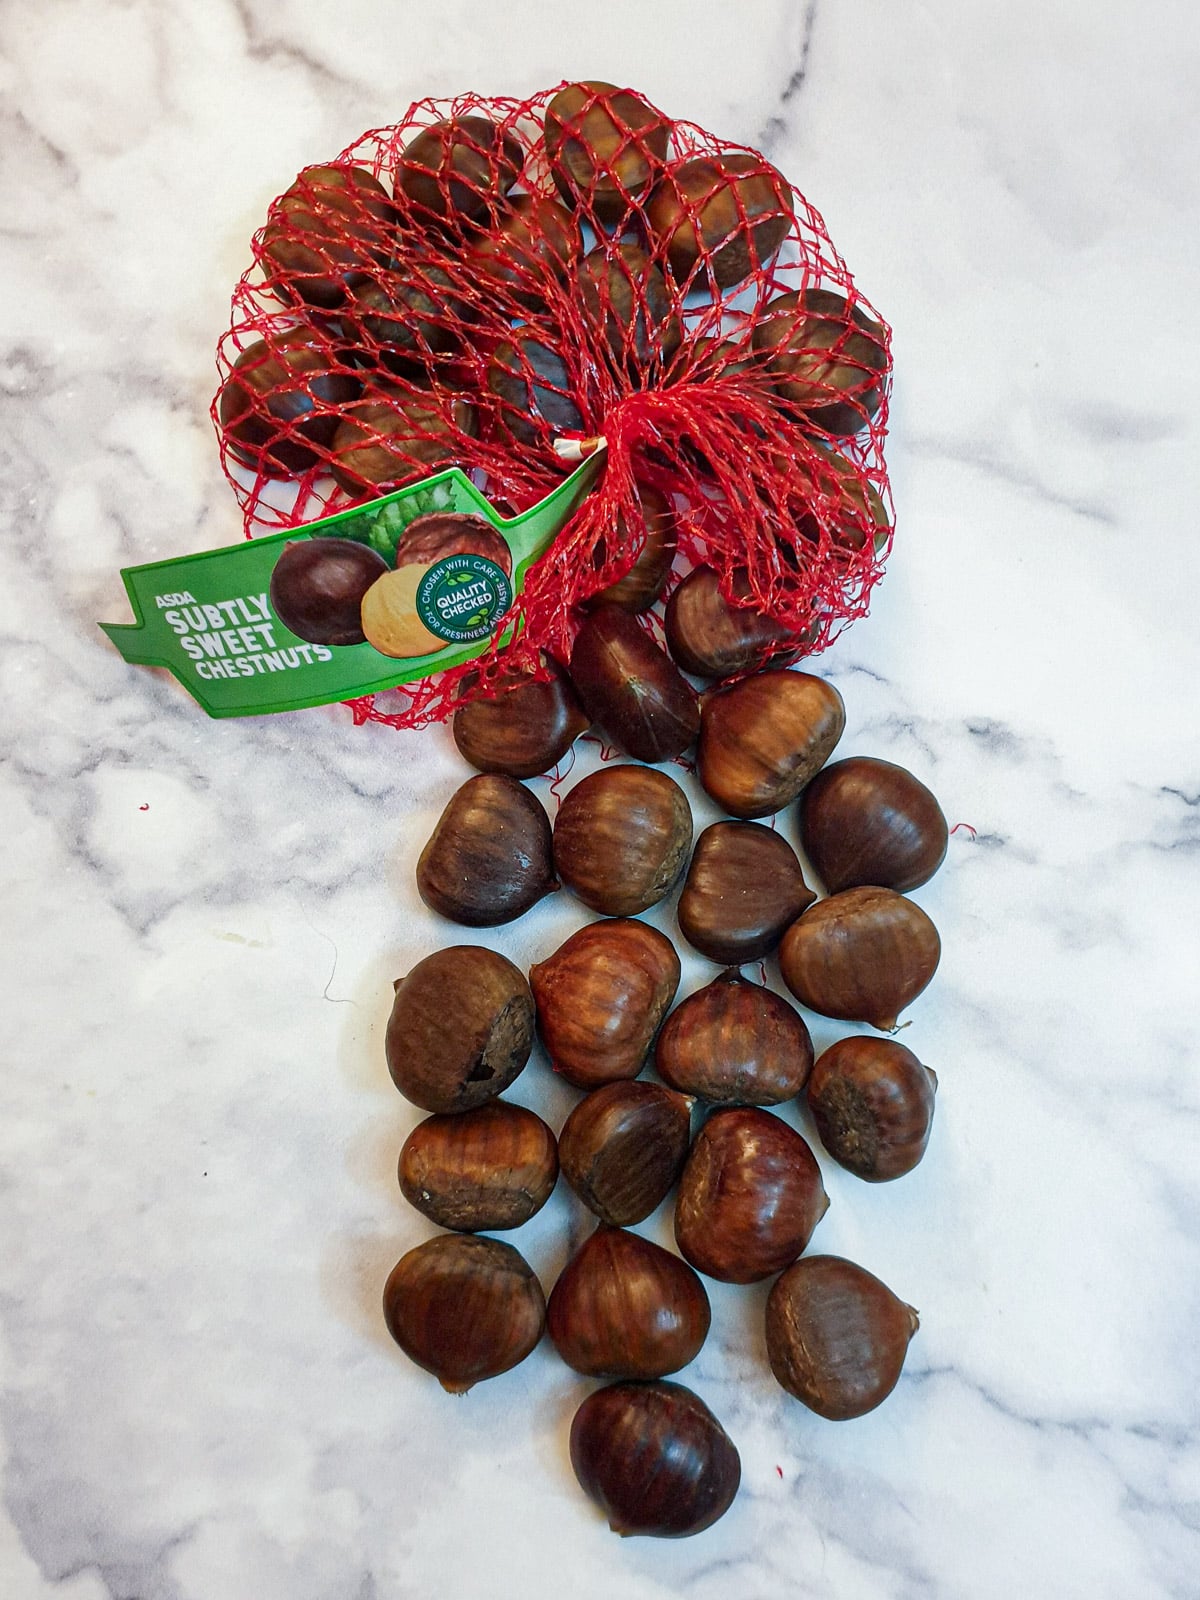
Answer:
211 83 893 728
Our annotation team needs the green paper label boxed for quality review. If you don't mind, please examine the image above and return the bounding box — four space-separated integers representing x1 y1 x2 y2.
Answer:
100 455 603 719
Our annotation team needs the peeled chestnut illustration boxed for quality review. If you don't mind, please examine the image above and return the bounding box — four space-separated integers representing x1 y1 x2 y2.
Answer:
544 81 672 226
753 288 888 436
399 1099 558 1230
269 537 387 646
646 152 794 290
218 331 361 477
452 655 589 778
799 756 948 892
261 163 397 308
530 918 680 1089
665 566 796 679
589 487 677 613
487 332 584 446
548 1226 711 1379
361 511 510 661
765 1254 918 1419
468 192 581 310
386 945 534 1113
553 764 692 916
416 774 556 926
697 669 845 818
570 604 700 763
383 1234 545 1393
577 243 682 373
778 886 941 1030
678 820 815 965
558 1080 693 1226
655 970 814 1107
396 114 524 226
570 1380 740 1538
807 1036 937 1181
675 1106 828 1283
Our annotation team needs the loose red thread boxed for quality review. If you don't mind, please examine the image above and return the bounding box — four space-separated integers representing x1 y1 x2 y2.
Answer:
138 804 150 812
950 822 977 839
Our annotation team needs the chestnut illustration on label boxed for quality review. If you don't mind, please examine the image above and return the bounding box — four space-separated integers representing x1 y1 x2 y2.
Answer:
269 537 389 646
360 513 514 659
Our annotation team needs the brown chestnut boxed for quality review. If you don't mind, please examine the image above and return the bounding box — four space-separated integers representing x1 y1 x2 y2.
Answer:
331 392 476 495
570 1380 740 1538
765 1254 918 1419
553 765 692 916
544 81 672 226
268 537 388 646
570 605 700 763
452 655 589 779
674 1106 828 1283
548 1226 710 1379
577 243 683 373
396 115 524 226
799 756 948 893
678 821 815 965
807 1036 937 1181
261 164 397 308
664 567 796 679
486 332 585 447
416 775 556 927
753 288 888 436
655 970 814 1106
530 918 680 1090
558 1080 692 1225
398 1100 558 1230
646 153 794 290
589 486 677 613
383 1234 545 1393
778 886 940 1031
218 331 360 477
467 193 581 310
697 669 845 818
386 945 534 1113
343 266 462 365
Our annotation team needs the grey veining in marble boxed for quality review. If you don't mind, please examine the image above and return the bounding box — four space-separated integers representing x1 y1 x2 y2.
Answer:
2 1 1199 1597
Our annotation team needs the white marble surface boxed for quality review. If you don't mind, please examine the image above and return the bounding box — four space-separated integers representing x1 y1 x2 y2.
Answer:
3 1 1199 1596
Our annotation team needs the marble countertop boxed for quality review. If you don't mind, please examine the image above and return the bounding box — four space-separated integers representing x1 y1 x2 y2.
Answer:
3 2 1198 1596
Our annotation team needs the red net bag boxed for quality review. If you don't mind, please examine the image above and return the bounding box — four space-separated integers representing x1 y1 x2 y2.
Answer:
212 83 893 729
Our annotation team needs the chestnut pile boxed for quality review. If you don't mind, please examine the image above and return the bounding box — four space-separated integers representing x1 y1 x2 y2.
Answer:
380 620 947 1539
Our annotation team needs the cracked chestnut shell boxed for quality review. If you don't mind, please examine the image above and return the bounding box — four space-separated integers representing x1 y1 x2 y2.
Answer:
399 1100 558 1230
655 970 814 1107
778 886 940 1030
765 1254 919 1419
417 774 556 927
269 537 388 646
674 1106 828 1283
544 81 672 226
553 765 692 916
548 1226 711 1379
558 1080 693 1225
678 821 815 965
452 656 589 779
570 1379 741 1538
799 756 948 893
753 288 888 436
383 1234 545 1393
386 945 534 1113
697 669 845 818
807 1036 937 1181
665 567 795 680
570 604 700 763
530 918 680 1090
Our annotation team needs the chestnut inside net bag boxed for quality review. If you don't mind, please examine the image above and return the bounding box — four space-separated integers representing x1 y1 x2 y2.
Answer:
213 83 893 729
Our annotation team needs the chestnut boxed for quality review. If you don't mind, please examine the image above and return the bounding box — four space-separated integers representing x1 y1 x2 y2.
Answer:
383 1234 545 1393
268 537 387 646
486 332 584 447
399 1100 558 1230
553 764 692 916
218 330 360 477
544 81 672 226
342 266 462 366
569 1380 740 1538
799 756 948 893
548 1226 710 1379
452 655 589 778
807 1036 936 1181
331 392 476 496
467 193 581 310
558 1080 693 1225
261 164 397 308
778 886 940 1030
577 243 682 373
529 918 680 1090
589 486 677 613
655 970 814 1106
416 775 556 926
753 288 888 436
765 1254 918 1419
678 821 815 965
396 114 524 226
570 604 700 763
674 1106 828 1283
664 566 796 679
796 438 892 555
386 945 534 1113
646 152 794 290
697 669 845 818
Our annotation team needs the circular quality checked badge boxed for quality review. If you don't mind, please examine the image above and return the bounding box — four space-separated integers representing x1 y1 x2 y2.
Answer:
417 554 513 645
